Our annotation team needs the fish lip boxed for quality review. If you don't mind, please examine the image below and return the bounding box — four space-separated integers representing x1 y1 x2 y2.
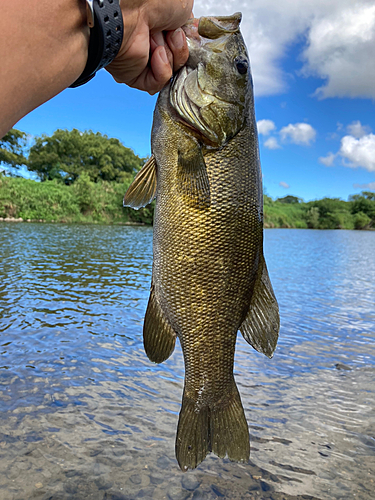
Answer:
182 18 200 37
182 18 203 50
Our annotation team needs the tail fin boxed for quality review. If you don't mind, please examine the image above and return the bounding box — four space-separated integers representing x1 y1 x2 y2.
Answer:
175 384 250 471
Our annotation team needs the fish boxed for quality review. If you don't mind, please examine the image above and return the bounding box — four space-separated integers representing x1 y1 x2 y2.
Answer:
124 12 280 471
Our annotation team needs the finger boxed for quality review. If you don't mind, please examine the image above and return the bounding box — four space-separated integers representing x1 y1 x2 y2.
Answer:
148 0 194 33
129 45 172 95
166 28 189 72
150 32 173 69
150 31 164 51
148 45 173 93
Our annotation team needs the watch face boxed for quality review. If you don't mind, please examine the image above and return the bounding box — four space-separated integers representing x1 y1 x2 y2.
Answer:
86 0 95 28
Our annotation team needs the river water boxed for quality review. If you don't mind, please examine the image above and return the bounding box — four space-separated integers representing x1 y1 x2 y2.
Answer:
0 224 374 500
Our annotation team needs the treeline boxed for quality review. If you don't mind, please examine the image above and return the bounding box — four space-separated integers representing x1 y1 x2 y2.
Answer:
264 194 375 230
0 128 153 224
0 174 154 224
1 128 143 183
1 128 374 229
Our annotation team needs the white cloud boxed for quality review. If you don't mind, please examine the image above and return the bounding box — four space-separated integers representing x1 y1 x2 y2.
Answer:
320 122 375 172
346 121 372 139
319 152 336 166
193 1 375 98
302 4 375 99
353 182 375 190
339 134 375 172
257 119 276 136
279 181 290 189
280 123 316 146
264 137 281 150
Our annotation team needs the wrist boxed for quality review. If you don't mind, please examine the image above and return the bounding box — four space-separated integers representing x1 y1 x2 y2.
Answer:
71 0 124 87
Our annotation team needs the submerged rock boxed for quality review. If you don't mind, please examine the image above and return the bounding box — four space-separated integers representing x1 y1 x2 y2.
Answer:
335 363 352 371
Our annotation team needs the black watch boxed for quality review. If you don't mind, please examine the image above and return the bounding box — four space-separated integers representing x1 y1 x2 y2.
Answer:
70 0 124 88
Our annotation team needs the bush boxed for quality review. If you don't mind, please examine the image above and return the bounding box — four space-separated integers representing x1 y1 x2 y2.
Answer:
354 211 371 229
306 207 319 229
0 175 153 224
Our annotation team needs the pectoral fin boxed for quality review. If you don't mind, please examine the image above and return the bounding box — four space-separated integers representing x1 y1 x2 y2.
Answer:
177 146 210 208
143 285 176 363
123 155 157 209
240 254 280 358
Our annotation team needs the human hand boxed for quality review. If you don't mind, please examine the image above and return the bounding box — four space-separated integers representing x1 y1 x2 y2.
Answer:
106 0 194 95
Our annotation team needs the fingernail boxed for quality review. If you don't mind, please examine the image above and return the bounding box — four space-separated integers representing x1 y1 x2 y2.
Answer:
159 46 169 65
171 28 184 49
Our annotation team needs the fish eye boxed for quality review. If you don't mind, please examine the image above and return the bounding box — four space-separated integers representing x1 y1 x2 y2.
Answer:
235 58 248 75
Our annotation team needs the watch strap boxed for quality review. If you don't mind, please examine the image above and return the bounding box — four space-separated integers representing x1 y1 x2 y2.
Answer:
70 0 123 88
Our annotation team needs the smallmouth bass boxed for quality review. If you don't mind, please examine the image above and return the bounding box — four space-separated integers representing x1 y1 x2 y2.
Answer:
124 13 280 471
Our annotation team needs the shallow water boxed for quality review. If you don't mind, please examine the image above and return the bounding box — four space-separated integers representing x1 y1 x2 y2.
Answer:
0 224 374 500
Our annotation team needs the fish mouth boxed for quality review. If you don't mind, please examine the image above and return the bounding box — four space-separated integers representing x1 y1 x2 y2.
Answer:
169 13 245 146
182 17 200 42
182 13 242 40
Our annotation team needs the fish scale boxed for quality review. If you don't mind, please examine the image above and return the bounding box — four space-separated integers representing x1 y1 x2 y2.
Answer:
124 12 279 471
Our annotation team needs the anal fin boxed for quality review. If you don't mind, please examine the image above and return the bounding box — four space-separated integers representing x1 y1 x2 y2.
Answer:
240 253 280 358
123 155 157 209
143 285 176 363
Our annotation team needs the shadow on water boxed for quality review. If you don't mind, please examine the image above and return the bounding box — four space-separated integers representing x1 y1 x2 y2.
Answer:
0 224 374 500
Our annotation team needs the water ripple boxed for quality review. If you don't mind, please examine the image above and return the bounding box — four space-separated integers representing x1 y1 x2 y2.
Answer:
0 224 374 499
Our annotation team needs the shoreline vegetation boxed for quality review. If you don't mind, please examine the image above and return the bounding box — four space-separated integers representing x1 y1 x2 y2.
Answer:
0 174 153 226
1 174 374 230
1 128 375 230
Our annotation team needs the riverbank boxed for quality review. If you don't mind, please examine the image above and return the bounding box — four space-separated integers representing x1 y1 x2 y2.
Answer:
0 216 146 225
0 174 153 225
1 174 374 229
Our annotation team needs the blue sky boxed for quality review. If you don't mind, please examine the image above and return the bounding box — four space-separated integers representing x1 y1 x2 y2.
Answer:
16 0 375 201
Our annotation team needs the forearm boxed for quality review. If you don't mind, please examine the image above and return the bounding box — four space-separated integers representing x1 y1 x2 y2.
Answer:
0 0 193 139
0 0 89 138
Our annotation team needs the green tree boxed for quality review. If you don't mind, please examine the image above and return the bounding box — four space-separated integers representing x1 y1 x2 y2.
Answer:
73 172 96 212
308 198 342 216
0 128 28 174
349 192 375 221
28 129 144 184
306 207 320 228
275 195 302 204
349 191 375 201
354 211 371 229
361 191 375 201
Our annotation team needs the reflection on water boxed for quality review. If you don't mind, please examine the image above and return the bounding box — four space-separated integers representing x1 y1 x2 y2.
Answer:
0 224 374 500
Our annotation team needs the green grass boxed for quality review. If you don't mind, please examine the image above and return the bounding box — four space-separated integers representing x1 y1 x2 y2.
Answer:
0 174 153 225
264 202 308 228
